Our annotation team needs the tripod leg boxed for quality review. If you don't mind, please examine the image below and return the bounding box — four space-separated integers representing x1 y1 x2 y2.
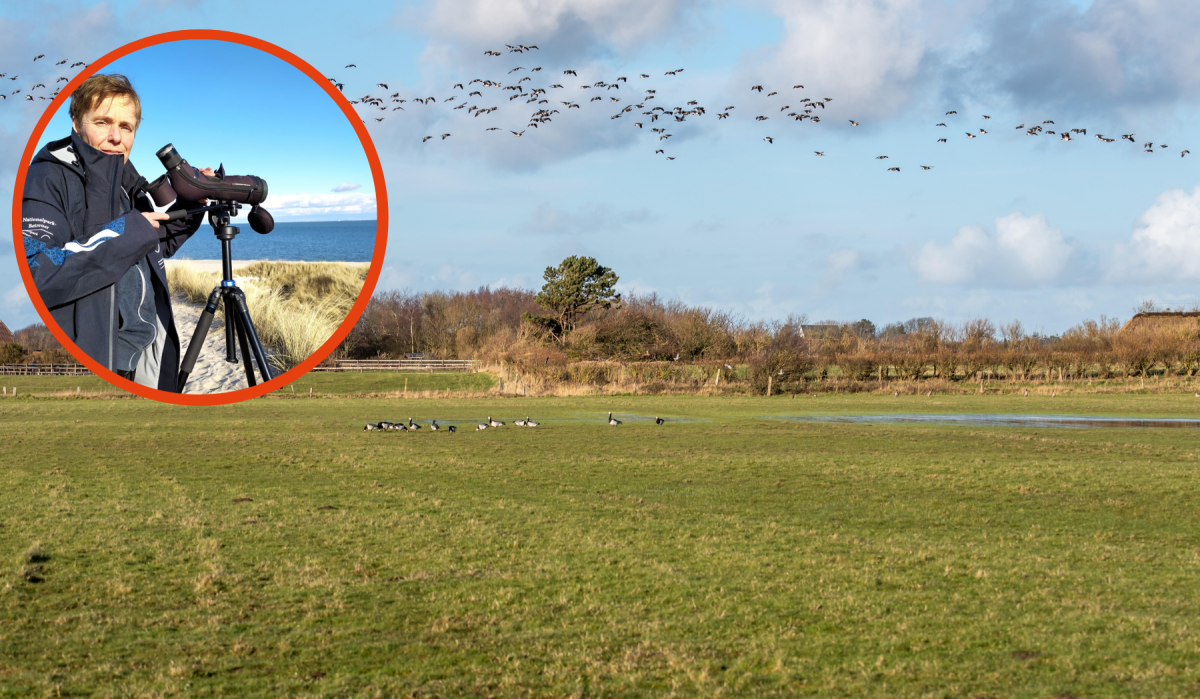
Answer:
223 293 237 363
177 288 222 393
228 300 258 388
228 289 274 383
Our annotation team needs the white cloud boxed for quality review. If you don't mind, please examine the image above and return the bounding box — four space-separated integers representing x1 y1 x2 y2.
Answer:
3 283 35 330
1109 185 1200 282
913 212 1077 287
821 247 871 285
516 202 653 236
752 0 975 120
254 192 377 218
4 282 32 310
331 183 362 192
425 0 695 54
494 273 534 289
977 0 1200 113
431 264 479 288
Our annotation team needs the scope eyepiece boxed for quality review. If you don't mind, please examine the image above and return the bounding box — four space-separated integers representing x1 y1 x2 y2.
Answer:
156 143 183 171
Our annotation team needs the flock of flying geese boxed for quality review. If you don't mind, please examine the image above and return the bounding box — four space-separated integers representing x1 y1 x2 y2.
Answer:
325 43 1191 169
2 49 1189 170
0 54 87 106
363 411 666 431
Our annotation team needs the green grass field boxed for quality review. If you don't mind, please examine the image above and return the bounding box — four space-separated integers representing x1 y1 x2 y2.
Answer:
2 383 1200 696
273 370 496 396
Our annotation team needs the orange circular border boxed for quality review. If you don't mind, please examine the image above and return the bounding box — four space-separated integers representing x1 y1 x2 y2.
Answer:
11 30 388 406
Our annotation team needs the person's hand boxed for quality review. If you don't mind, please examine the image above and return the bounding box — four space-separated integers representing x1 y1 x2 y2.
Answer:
197 167 215 204
141 211 170 229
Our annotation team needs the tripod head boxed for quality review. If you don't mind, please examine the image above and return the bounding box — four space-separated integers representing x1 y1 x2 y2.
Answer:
208 200 240 242
161 199 274 235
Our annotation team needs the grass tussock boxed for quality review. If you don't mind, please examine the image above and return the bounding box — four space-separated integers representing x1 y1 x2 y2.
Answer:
168 261 368 371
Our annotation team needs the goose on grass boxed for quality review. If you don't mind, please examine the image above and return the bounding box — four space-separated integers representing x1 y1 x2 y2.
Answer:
608 412 622 426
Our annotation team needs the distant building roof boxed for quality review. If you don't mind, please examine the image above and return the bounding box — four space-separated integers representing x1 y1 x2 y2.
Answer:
1121 312 1200 334
0 320 12 344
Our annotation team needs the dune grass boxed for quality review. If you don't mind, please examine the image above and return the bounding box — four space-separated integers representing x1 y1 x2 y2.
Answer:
2 391 1200 696
167 261 368 371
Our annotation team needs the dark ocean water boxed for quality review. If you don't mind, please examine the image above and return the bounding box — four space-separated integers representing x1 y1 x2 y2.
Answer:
173 220 378 262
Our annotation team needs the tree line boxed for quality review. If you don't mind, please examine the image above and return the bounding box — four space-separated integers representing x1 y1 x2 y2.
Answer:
6 256 1198 388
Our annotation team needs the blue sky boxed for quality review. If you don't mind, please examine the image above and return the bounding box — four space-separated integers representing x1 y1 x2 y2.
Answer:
5 0 1200 337
30 39 375 221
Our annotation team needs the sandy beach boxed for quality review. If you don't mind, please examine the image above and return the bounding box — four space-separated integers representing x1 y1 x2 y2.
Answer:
173 296 280 394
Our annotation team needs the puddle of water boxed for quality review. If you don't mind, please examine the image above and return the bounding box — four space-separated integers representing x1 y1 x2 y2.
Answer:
770 414 1200 429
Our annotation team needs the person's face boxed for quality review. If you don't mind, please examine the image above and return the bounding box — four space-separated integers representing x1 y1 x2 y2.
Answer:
72 95 138 162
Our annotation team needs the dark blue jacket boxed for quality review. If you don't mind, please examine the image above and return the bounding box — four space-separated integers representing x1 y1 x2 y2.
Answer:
22 131 203 391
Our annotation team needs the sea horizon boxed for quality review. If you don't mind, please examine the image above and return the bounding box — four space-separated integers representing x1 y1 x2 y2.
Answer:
176 219 378 263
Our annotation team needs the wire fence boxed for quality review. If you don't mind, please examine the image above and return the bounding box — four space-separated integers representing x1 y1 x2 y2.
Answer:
0 364 92 376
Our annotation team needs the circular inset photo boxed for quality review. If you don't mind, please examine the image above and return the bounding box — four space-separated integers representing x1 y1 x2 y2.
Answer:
14 31 387 404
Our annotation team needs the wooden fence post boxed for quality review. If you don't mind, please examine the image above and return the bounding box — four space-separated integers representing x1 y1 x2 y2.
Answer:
767 375 772 397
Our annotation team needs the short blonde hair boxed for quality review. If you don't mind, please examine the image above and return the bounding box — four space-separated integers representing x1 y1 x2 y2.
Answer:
69 73 141 129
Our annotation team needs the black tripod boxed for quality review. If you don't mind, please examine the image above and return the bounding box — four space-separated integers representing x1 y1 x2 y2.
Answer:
176 201 273 392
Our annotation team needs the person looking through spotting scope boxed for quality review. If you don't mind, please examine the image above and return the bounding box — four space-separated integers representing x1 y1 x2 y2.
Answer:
22 74 214 391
